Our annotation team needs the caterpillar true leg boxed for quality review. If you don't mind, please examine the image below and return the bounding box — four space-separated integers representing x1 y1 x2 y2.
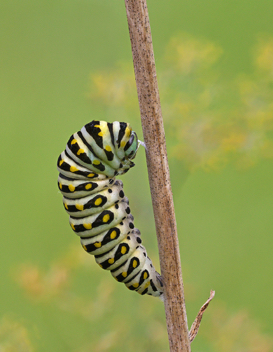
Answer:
57 120 163 298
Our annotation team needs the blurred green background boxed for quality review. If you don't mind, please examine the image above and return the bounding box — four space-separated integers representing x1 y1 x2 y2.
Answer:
1 0 273 351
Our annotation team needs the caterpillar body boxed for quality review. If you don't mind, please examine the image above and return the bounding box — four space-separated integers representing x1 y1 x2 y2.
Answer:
57 120 163 298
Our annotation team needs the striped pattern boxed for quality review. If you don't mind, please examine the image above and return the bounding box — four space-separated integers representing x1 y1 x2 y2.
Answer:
57 120 163 298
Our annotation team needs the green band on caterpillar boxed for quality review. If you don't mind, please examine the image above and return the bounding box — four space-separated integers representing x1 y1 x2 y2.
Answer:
57 120 163 298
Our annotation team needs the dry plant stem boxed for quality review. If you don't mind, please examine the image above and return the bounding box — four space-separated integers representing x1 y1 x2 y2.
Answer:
124 1 191 351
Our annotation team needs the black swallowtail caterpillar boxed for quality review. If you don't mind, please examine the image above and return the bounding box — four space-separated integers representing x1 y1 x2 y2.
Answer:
57 120 163 298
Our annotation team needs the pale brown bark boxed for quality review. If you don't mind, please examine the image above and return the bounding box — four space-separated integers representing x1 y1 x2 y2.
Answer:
124 1 191 351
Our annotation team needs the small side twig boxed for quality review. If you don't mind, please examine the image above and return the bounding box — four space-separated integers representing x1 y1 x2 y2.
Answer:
189 290 215 342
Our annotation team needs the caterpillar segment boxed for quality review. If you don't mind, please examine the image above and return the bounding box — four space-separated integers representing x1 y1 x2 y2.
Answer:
57 120 163 298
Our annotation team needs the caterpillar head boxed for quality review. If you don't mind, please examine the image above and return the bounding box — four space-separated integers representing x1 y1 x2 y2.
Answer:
124 131 138 160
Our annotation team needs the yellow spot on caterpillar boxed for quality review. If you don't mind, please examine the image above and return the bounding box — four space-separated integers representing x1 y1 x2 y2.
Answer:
88 173 95 178
64 203 68 210
144 281 150 289
110 230 117 240
120 141 126 148
122 272 127 278
71 139 77 144
70 165 78 172
83 223 92 230
103 214 110 223
59 183 62 190
68 184 75 192
132 259 138 268
94 198 102 206
85 184 92 190
105 145 112 152
59 159 64 166
98 122 108 137
94 124 100 128
143 272 148 280
77 148 85 155
121 246 127 255
75 204 84 211
82 245 87 251
114 276 118 281
70 223 75 231
108 258 114 264
98 264 103 268
93 159 100 165
94 242 101 248
125 126 131 137
133 283 139 288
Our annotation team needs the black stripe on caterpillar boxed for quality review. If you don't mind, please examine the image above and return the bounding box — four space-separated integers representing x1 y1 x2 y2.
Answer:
57 120 163 298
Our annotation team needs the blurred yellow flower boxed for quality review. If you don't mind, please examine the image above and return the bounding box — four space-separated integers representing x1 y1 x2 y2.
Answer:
204 305 273 352
0 318 34 352
164 34 223 75
88 34 273 172
256 37 273 75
